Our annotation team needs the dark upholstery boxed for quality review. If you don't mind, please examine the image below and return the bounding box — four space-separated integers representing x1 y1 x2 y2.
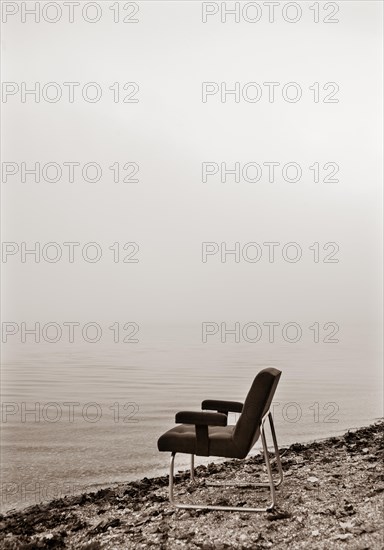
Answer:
175 411 227 426
201 400 243 414
173 411 228 455
157 368 281 459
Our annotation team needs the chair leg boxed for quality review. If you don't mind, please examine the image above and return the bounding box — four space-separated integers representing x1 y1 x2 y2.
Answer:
190 454 196 483
268 412 284 487
206 414 283 489
168 421 279 513
261 422 276 508
169 453 177 507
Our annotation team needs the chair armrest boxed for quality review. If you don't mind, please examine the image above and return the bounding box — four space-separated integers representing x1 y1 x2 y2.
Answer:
201 400 243 414
175 411 227 426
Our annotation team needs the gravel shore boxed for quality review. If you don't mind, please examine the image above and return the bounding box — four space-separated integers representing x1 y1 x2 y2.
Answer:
1 421 383 550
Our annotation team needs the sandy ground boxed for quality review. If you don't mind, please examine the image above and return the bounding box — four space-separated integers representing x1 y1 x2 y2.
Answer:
1 421 383 550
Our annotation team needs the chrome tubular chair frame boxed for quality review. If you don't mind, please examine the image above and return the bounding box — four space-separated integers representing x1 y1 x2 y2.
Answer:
168 411 283 512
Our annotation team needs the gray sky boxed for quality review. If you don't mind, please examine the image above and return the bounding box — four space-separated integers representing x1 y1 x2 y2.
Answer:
1 1 382 327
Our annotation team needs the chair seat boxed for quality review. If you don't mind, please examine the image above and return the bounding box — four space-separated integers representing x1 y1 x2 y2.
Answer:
158 424 258 458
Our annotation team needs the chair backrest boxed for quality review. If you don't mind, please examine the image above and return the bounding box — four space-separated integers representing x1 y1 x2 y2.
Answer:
232 368 281 457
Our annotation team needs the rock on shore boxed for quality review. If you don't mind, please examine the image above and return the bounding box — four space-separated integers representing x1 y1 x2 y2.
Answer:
1 421 383 549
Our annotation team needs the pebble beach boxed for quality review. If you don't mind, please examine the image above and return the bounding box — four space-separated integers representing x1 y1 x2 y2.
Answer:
1 421 383 550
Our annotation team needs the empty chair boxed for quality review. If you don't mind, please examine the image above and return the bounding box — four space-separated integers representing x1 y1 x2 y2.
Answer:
157 367 283 512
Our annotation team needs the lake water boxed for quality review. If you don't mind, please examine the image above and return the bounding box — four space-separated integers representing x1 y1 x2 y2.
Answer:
1 324 382 512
